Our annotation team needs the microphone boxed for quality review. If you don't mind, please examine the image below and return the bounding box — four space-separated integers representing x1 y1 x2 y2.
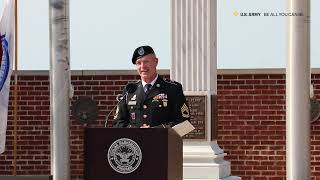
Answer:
104 83 137 127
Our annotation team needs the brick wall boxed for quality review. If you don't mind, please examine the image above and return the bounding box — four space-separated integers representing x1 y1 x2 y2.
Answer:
218 73 287 179
0 69 320 179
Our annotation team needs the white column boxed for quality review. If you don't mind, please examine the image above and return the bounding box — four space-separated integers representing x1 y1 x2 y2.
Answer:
171 0 240 179
171 0 215 92
286 0 310 179
49 0 71 180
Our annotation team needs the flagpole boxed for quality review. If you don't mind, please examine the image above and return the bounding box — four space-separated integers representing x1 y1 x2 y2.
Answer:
286 0 310 179
13 0 18 176
49 0 71 179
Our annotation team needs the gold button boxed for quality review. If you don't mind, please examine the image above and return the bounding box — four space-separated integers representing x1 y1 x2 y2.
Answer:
143 105 147 109
143 114 147 118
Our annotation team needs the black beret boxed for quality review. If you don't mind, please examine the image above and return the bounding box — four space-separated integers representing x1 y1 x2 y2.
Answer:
132 45 155 64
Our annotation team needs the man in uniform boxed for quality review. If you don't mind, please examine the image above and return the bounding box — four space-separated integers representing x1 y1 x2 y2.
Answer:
113 45 190 128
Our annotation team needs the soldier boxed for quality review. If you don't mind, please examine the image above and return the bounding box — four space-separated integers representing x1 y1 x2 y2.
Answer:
113 45 190 128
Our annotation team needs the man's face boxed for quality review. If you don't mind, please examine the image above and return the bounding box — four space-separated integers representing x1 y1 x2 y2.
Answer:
135 54 158 83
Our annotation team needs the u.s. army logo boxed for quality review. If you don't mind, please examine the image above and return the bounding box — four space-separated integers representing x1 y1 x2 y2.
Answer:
107 138 142 174
181 103 190 118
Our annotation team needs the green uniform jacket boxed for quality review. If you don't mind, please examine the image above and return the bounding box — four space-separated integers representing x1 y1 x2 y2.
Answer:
113 76 190 128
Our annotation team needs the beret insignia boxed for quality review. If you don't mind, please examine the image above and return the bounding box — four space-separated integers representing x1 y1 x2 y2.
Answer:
138 47 144 56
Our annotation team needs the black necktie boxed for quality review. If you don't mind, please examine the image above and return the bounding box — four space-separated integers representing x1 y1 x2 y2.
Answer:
145 84 152 95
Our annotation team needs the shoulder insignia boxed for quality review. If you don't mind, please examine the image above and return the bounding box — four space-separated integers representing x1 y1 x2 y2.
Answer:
132 80 140 84
113 106 120 119
181 103 190 118
164 78 179 86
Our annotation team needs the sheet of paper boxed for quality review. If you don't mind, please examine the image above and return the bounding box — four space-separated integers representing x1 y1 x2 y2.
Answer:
172 120 195 137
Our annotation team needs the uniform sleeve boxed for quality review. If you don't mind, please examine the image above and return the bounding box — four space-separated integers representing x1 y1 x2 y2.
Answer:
164 83 190 127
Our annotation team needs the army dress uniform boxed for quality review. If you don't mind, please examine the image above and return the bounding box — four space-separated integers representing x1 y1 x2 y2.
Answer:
113 76 190 128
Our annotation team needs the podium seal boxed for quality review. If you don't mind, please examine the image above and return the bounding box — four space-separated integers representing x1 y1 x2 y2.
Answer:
107 138 142 174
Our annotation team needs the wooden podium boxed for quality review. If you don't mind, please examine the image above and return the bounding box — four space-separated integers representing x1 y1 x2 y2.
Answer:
84 128 182 180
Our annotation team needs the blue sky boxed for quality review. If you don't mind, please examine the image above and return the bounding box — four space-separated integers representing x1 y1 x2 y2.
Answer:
1 0 319 70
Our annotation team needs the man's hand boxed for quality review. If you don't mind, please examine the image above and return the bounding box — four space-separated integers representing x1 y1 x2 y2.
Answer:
140 124 150 128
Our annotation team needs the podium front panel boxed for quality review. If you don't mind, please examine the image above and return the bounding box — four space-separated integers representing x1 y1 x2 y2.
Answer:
85 128 181 180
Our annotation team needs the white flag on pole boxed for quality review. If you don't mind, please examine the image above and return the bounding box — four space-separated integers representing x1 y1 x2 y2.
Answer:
0 0 15 154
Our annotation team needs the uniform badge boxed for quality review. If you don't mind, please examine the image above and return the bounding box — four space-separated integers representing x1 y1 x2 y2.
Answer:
156 84 160 87
128 101 137 105
154 93 167 100
162 99 168 107
131 112 136 120
131 94 137 100
181 103 190 118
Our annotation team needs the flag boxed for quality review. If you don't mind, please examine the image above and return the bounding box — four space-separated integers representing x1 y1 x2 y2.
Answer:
0 0 15 154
